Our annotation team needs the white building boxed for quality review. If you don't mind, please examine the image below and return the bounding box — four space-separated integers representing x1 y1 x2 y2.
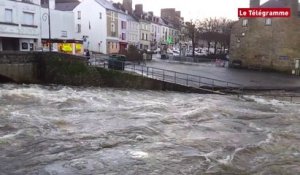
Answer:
118 11 128 53
126 15 139 48
0 0 42 51
150 17 161 50
139 19 150 50
55 0 107 53
40 2 81 54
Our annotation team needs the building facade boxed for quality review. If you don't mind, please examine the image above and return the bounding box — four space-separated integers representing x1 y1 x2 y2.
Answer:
230 0 300 73
118 12 128 53
127 15 139 48
40 7 81 54
0 0 42 51
139 19 150 50
106 9 119 54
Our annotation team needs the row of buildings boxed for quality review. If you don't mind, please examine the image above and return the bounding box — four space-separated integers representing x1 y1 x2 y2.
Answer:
0 0 184 55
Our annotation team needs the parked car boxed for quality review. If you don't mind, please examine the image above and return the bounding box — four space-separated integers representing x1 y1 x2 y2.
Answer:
108 54 127 70
173 50 180 57
167 49 173 55
195 50 208 56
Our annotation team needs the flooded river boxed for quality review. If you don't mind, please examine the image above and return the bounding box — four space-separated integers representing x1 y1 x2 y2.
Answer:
0 84 300 175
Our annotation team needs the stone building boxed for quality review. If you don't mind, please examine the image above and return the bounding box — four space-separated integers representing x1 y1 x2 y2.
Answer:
230 0 300 73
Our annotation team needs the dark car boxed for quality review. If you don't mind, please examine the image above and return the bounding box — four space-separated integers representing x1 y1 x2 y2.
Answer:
108 54 127 70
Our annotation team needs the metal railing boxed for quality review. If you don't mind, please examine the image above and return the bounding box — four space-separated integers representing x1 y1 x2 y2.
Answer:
93 59 244 94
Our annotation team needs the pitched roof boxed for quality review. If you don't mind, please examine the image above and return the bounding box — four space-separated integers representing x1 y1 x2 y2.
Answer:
55 1 80 11
95 0 125 14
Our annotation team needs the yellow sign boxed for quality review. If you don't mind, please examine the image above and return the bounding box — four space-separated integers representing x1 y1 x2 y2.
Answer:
76 44 82 51
62 43 72 52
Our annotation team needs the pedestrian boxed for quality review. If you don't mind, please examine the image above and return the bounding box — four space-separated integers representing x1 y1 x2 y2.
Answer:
86 49 91 65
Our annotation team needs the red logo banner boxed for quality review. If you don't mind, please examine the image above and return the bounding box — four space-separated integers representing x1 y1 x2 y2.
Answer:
238 8 291 18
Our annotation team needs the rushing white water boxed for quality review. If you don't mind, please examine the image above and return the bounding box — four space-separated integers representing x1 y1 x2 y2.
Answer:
0 84 300 175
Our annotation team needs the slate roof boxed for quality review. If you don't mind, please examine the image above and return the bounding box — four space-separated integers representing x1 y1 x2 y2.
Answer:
95 0 125 14
55 1 80 11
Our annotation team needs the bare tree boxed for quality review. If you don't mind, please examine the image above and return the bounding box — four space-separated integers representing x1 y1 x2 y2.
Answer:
198 17 233 54
184 20 200 57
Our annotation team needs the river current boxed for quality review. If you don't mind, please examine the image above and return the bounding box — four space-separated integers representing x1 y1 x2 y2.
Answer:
0 84 299 175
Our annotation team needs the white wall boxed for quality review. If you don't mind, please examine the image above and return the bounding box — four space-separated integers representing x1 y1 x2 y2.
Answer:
127 20 139 46
41 8 75 40
73 0 107 53
0 0 41 39
118 13 127 43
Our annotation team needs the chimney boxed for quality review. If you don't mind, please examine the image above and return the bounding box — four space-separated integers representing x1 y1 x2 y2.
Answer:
250 0 260 7
135 4 143 17
122 0 132 14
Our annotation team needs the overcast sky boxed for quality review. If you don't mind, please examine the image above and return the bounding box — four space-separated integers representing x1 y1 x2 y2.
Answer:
114 0 269 21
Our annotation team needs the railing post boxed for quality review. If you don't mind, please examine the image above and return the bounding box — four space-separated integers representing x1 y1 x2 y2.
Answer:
147 67 149 76
142 65 144 76
152 68 154 78
163 70 165 81
186 74 188 86
174 72 176 83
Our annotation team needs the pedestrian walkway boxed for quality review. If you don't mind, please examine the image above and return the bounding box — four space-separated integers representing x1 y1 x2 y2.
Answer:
146 60 300 90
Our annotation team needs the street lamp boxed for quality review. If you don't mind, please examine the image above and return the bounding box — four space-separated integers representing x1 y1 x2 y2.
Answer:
48 0 52 52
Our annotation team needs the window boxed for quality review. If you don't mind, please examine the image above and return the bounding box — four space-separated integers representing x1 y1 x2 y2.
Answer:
5 9 13 23
99 12 102 19
142 33 144 40
242 19 248 27
111 23 115 32
61 31 67 37
265 18 272 26
121 21 126 29
29 43 34 51
146 34 148 41
122 33 126 40
111 11 115 21
77 24 81 33
22 42 28 50
77 11 81 19
23 12 34 25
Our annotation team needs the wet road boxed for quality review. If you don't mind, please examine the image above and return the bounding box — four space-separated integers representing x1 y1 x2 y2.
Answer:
1 84 300 175
146 56 300 89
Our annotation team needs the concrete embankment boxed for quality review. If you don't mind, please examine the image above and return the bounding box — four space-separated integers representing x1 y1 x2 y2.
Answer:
0 52 214 94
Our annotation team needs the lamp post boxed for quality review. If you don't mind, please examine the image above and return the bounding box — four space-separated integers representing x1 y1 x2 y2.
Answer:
48 0 52 52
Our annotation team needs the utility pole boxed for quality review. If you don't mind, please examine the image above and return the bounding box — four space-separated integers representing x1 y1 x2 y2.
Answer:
48 0 52 52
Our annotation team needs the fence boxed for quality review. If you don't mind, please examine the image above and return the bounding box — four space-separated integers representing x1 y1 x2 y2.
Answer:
95 60 244 94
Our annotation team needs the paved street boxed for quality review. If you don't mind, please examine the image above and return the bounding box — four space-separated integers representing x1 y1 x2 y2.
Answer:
144 55 300 90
